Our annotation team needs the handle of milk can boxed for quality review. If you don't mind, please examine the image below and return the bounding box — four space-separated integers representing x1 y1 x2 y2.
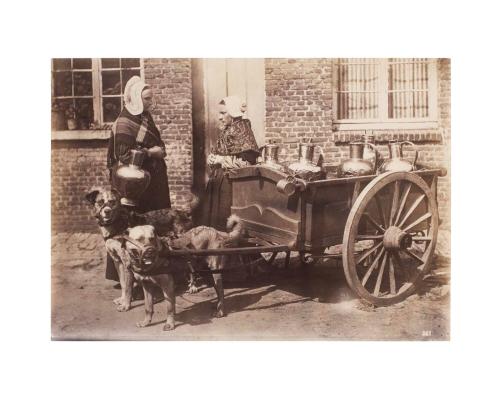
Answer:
315 145 325 167
258 145 267 164
364 143 376 151
402 141 419 169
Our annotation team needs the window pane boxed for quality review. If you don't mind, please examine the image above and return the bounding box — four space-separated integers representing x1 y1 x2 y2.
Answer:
388 58 429 119
72 58 92 69
337 58 378 119
53 58 71 70
53 71 73 96
75 98 94 129
102 97 122 122
73 71 93 96
101 58 120 68
121 58 140 68
102 70 121 95
52 99 73 130
122 69 140 90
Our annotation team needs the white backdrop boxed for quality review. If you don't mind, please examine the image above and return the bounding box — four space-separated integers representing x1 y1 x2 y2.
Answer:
1 0 499 399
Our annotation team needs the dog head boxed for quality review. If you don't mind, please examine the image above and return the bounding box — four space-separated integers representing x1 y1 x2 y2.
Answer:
170 194 200 234
123 225 165 274
85 187 122 226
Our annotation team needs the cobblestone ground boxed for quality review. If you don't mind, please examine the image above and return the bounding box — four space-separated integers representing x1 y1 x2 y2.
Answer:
51 232 450 340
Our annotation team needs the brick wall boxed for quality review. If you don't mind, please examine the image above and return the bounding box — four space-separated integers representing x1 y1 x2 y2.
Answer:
52 58 450 232
265 58 451 229
265 58 334 163
144 59 193 207
51 59 193 233
51 141 110 231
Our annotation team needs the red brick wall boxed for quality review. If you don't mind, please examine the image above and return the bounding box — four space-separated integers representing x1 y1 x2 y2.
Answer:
144 59 193 207
264 58 451 229
265 58 333 163
52 58 450 232
51 141 110 232
51 59 193 233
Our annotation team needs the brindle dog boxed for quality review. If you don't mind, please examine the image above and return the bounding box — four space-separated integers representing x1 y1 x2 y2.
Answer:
85 187 200 311
85 187 136 311
169 215 244 318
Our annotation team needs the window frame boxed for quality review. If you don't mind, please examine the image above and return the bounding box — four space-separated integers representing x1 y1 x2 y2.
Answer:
332 58 438 131
51 58 144 139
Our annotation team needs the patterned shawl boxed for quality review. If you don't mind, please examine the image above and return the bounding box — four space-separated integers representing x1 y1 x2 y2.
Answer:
107 108 163 169
215 117 259 156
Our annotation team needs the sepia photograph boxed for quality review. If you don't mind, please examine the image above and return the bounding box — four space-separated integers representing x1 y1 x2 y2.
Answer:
51 57 451 340
7 0 500 398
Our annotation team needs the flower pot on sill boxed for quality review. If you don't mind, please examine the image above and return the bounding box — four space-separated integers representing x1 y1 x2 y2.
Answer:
67 118 78 130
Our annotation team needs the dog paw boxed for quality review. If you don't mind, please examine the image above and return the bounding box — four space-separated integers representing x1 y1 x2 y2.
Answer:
113 297 123 305
163 322 175 331
117 303 131 312
212 308 226 318
136 320 151 328
187 284 200 294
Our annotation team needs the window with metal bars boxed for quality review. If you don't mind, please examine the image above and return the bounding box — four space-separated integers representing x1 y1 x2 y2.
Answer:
51 58 143 131
333 58 438 127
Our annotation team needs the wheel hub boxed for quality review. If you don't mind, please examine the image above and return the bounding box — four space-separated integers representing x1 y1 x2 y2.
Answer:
383 226 412 250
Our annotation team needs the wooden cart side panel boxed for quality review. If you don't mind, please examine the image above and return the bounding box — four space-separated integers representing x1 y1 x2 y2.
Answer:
302 181 371 250
231 169 303 246
229 166 444 252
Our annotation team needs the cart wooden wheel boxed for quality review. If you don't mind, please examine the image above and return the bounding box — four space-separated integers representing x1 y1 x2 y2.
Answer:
342 172 439 306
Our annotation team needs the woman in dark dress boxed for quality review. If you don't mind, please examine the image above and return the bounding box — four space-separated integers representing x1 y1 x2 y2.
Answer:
203 96 260 231
107 76 171 213
105 76 171 281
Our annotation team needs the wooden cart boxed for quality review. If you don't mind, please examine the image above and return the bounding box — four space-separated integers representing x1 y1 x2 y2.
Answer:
223 165 447 306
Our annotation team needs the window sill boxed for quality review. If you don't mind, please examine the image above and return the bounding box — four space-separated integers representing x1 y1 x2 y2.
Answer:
51 130 111 141
332 122 442 144
333 121 439 131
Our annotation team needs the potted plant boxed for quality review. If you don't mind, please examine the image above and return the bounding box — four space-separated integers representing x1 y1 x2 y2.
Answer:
65 105 78 130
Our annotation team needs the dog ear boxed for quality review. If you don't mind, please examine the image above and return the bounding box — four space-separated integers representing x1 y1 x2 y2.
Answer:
111 187 122 200
84 187 102 205
150 225 157 236
156 235 164 252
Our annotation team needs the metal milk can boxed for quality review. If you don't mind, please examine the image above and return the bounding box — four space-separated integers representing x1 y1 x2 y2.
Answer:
261 142 280 165
288 142 324 174
338 142 376 177
112 149 151 206
378 140 419 173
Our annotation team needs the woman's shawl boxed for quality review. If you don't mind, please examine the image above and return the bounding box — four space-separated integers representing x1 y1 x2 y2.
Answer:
107 108 171 212
214 117 259 156
107 108 163 168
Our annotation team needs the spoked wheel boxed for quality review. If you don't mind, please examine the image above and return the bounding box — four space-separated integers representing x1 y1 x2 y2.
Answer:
342 172 439 306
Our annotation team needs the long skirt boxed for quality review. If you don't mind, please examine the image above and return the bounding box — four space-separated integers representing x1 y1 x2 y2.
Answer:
136 159 171 213
202 167 232 231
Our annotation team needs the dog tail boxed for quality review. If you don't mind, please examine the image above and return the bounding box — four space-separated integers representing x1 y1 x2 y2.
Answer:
188 193 201 213
226 214 243 243
226 214 241 231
